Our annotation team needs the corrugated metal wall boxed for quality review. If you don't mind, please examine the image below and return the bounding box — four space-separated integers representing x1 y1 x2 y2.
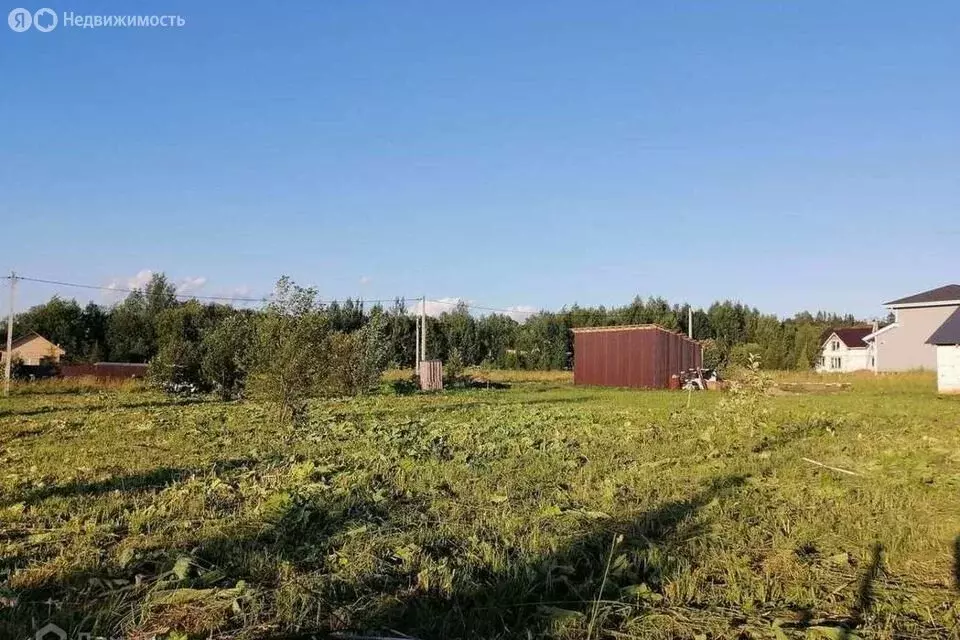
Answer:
60 363 149 379
573 326 701 389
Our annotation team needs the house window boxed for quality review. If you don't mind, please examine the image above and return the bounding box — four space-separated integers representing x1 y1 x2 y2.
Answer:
831 340 840 351
818 356 825 367
870 356 875 367
831 357 842 370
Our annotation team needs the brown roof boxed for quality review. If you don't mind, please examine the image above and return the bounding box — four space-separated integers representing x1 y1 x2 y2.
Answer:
927 308 960 345
884 284 960 307
824 327 873 349
0 332 64 354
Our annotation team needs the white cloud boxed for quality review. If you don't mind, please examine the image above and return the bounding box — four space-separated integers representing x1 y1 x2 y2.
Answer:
176 276 208 295
405 298 539 322
359 276 373 285
107 269 154 292
102 269 155 303
101 271 259 306
408 297 467 318
217 285 262 305
505 305 538 322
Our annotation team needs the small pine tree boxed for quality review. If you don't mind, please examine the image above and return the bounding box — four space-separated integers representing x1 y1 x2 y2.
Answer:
445 347 465 382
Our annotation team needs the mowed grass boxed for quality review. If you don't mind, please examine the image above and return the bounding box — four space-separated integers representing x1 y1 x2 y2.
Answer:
0 372 958 639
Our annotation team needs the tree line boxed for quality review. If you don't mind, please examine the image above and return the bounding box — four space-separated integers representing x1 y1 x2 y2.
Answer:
12 272 874 377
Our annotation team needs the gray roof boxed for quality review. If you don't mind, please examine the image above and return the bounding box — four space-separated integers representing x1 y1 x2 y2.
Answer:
927 308 960 345
885 284 960 307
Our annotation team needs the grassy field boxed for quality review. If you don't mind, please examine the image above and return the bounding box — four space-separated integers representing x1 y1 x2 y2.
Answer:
1 371 958 639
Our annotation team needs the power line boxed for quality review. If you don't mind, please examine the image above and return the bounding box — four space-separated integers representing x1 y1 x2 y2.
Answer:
14 275 409 306
15 276 268 303
424 298 540 316
5 273 541 316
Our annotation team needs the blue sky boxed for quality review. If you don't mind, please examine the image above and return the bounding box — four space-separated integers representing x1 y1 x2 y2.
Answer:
2 1 957 319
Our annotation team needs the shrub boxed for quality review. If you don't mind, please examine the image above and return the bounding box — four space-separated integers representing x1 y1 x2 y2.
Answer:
728 342 762 368
8 356 27 380
148 302 209 391
700 339 723 370
324 313 389 396
248 277 331 423
201 314 251 400
715 353 774 439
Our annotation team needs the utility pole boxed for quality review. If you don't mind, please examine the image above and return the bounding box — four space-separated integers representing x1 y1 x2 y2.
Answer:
420 295 427 363
688 307 693 340
4 272 16 397
414 310 421 374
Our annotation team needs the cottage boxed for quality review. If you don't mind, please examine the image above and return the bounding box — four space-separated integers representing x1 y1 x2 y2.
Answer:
572 325 700 389
815 327 874 372
926 308 960 394
0 332 65 366
863 284 960 372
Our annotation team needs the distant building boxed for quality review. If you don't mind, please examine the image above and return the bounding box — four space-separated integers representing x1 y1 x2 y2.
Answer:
0 332 65 365
926 308 960 394
864 284 960 372
816 327 874 372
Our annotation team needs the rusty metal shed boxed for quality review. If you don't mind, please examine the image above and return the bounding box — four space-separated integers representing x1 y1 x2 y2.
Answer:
572 325 701 389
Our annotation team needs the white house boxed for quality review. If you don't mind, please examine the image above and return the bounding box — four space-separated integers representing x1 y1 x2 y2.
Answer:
926 308 960 394
816 327 875 373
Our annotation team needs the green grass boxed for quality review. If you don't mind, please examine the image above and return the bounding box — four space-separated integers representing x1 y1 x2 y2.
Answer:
1 372 958 639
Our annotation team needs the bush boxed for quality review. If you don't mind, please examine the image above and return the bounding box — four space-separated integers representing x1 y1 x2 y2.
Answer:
9 357 59 381
701 338 723 370
348 312 389 394
201 314 251 400
715 354 774 439
323 312 389 396
148 302 209 391
728 342 762 368
248 277 330 424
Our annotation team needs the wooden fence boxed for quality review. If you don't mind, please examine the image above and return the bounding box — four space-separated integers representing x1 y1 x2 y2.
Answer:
418 360 443 391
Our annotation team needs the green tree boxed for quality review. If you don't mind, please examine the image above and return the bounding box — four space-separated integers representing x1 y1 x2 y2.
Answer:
729 342 762 368
476 313 518 366
384 298 416 368
445 346 465 381
148 301 210 389
13 297 84 361
441 302 480 365
144 273 178 320
324 311 389 396
248 277 331 423
78 302 110 362
107 290 153 362
701 338 723 370
107 273 179 363
201 313 251 400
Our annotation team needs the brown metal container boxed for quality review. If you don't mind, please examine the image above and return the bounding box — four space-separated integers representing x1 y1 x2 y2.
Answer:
572 325 701 389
